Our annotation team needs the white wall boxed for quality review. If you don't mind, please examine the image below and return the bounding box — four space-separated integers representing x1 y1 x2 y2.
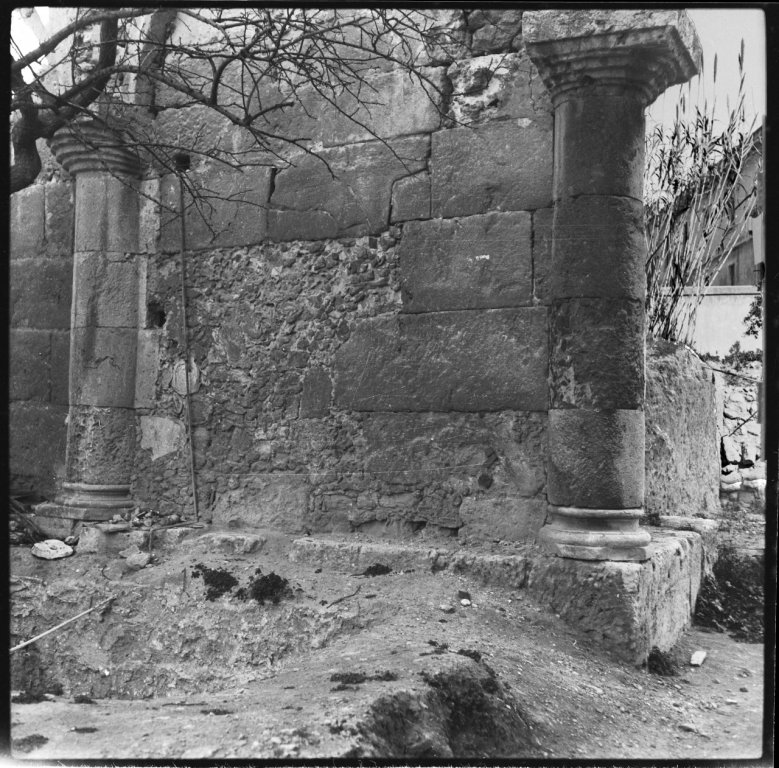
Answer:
688 286 762 357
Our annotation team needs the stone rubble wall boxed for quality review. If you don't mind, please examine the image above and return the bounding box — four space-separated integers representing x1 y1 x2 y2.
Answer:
131 10 554 540
716 361 765 514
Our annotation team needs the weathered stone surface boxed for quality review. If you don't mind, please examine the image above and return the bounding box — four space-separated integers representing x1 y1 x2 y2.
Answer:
11 259 72 329
49 331 71 406
10 185 45 259
72 253 138 328
159 166 273 252
9 402 68 496
77 525 137 555
269 136 429 240
549 298 644 409
139 415 186 461
447 52 552 127
74 174 139 253
70 328 137 407
398 211 533 312
192 532 266 556
532 207 553 304
134 330 161 408
547 409 645 509
309 66 445 147
554 95 645 200
45 181 75 257
644 338 720 519
467 10 523 54
390 172 431 223
458 496 546 544
300 367 332 418
10 330 50 401
65 406 136 484
527 529 705 663
431 120 553 218
551 197 646 299
333 308 548 411
211 478 310 534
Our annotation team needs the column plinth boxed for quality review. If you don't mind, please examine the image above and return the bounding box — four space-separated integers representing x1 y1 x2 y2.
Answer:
46 120 143 523
525 11 701 561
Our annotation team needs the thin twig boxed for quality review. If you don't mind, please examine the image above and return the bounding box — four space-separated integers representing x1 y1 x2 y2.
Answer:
327 584 361 607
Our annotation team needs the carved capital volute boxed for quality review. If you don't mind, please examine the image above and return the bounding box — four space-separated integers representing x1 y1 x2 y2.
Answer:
524 10 702 107
49 119 142 178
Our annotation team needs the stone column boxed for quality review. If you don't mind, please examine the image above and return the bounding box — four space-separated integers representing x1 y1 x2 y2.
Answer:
525 11 701 560
47 120 142 521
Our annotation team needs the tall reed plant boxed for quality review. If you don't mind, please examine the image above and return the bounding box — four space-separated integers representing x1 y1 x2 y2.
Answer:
644 42 761 344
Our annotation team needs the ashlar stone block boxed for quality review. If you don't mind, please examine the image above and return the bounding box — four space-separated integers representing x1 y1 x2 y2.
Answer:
269 136 429 240
334 307 548 412
399 211 533 312
430 120 553 218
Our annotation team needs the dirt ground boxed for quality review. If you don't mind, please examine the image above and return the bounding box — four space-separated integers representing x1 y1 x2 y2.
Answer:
7 526 770 761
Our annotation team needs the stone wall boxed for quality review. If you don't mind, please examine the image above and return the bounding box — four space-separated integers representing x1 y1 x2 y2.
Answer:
644 338 720 520
10 10 714 550
9 178 74 496
127 10 553 541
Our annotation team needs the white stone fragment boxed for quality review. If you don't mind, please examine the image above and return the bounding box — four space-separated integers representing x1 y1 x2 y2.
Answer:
690 650 707 667
31 539 74 560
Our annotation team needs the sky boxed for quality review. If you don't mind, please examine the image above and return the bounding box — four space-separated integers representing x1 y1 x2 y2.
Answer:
647 8 766 131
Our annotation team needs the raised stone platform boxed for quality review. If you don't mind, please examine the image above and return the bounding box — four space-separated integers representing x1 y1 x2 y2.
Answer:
289 528 707 664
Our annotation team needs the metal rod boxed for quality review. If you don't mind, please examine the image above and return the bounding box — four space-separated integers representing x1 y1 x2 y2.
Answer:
178 178 200 521
10 596 115 654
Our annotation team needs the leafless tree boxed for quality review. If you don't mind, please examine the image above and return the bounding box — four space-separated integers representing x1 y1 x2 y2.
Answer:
10 7 457 195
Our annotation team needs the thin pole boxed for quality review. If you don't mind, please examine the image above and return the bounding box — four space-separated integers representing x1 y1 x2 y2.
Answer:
10 596 115 654
178 177 200 521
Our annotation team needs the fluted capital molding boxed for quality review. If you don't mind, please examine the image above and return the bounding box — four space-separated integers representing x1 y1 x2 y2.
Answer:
524 10 702 107
50 119 142 178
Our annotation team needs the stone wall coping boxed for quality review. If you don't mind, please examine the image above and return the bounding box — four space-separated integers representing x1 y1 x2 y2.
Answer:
524 10 702 106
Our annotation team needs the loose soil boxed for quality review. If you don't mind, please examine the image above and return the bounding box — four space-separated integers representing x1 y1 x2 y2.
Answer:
8 526 768 761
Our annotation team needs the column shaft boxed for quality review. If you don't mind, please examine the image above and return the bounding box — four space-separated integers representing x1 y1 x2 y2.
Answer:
525 10 702 561
50 123 142 517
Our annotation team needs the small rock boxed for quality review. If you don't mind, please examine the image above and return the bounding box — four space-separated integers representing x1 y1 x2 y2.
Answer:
125 552 151 570
180 746 218 759
118 544 142 559
439 604 456 614
678 723 698 733
31 539 74 560
721 435 741 464
460 598 472 607
689 650 707 667
739 686 749 693
720 470 742 485
725 699 738 705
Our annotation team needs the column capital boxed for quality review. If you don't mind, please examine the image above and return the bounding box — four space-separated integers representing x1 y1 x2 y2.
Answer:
50 118 142 178
524 10 702 107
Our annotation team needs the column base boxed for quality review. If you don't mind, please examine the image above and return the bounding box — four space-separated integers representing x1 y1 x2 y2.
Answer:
32 484 134 539
540 505 652 562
